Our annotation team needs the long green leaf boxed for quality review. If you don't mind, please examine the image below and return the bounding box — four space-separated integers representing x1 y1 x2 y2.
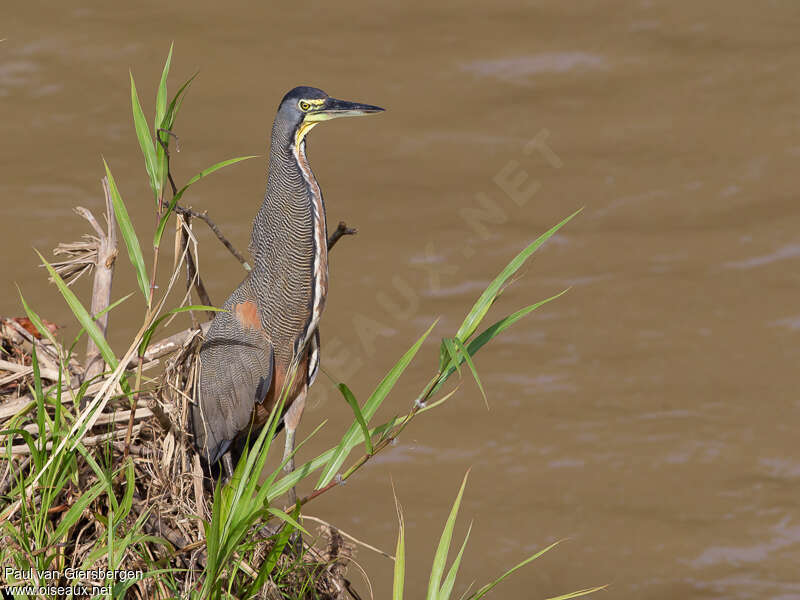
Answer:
266 507 309 536
442 338 462 377
439 521 473 600
52 479 106 541
161 71 197 131
455 209 581 343
543 587 608 600
317 320 437 487
393 495 406 600
103 160 150 300
427 471 470 600
129 72 158 199
339 383 373 454
432 289 568 396
68 291 134 353
452 337 487 408
153 155 257 248
267 418 398 502
466 540 600 600
154 43 174 195
17 288 59 349
37 252 118 370
155 43 173 136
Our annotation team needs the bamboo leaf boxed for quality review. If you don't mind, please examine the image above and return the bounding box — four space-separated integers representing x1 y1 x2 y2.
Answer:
452 337 487 409
37 251 118 370
465 540 604 600
153 155 257 248
339 383 373 454
266 507 309 536
542 587 608 600
317 320 437 488
439 521 473 600
455 209 581 343
393 493 406 600
155 43 173 136
129 72 159 199
427 471 470 600
17 288 59 348
154 43 174 194
186 155 257 187
161 71 197 131
68 292 134 353
268 418 398 502
103 160 150 300
433 290 568 396
52 479 106 541
442 338 462 377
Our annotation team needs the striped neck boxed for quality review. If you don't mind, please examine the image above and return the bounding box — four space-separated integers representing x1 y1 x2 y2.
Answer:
249 116 329 355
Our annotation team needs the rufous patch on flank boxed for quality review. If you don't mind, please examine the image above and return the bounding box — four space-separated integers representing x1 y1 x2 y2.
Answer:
234 301 261 331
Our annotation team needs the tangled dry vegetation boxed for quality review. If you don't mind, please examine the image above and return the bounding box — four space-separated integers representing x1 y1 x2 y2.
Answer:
0 195 362 599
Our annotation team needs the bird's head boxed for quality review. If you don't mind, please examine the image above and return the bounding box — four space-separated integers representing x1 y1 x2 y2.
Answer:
277 86 384 148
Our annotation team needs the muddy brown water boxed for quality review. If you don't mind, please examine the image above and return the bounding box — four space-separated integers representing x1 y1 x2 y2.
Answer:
3 1 800 598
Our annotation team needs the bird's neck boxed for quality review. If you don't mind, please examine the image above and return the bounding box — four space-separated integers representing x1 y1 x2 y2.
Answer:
250 120 329 350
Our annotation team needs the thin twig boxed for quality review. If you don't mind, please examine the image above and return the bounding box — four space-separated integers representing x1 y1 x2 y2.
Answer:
175 205 251 271
327 221 358 251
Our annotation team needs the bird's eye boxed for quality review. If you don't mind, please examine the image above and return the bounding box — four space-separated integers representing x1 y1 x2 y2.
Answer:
299 101 311 111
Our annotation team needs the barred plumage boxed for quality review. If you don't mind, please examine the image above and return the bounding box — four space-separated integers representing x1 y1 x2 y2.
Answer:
190 86 384 473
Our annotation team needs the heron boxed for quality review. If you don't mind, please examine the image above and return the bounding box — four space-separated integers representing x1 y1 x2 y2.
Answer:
191 86 384 500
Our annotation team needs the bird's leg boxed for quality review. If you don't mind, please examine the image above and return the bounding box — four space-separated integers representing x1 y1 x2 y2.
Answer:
221 452 235 485
282 387 307 553
282 387 307 505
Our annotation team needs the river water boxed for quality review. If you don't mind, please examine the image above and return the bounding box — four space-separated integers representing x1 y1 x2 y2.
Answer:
3 1 800 598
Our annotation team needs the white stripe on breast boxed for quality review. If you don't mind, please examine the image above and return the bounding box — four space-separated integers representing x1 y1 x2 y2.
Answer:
293 139 328 347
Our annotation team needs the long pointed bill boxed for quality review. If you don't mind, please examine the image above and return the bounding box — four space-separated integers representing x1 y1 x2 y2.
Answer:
308 97 385 122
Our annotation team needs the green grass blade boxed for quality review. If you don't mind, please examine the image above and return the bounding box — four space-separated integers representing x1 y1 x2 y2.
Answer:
52 479 106 541
317 320 437 488
17 288 59 348
439 521 473 600
155 43 173 135
455 209 581 343
433 289 568 396
266 507 309 536
442 338 462 377
267 419 398 502
37 251 118 370
103 160 150 300
543 586 608 600
129 72 158 199
185 155 257 187
154 43 174 194
68 291 134 353
153 155 257 248
393 495 406 600
339 383 373 454
427 471 470 600
467 540 568 600
31 345 45 455
452 337 487 408
161 71 197 131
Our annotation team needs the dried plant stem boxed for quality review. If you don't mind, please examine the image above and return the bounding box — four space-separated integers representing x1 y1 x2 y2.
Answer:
83 177 118 380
